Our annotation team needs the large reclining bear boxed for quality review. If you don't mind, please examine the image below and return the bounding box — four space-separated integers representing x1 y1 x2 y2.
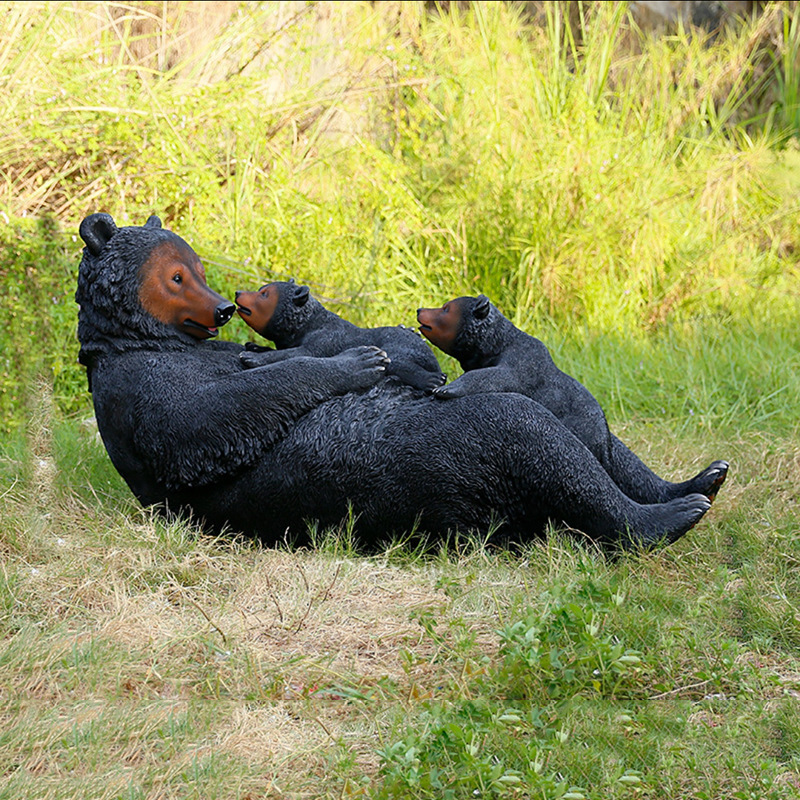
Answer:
75 213 722 552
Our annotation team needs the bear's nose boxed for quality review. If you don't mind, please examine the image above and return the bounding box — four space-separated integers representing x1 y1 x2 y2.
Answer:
215 301 236 326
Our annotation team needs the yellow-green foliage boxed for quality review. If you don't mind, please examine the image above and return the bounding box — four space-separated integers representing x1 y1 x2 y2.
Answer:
0 1 799 431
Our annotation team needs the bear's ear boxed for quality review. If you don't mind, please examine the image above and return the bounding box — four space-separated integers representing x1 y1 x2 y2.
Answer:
293 284 310 307
79 213 118 257
474 294 491 320
144 215 163 229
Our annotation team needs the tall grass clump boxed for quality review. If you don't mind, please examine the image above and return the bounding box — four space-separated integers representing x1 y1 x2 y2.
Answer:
388 2 799 332
0 1 798 435
771 1 800 137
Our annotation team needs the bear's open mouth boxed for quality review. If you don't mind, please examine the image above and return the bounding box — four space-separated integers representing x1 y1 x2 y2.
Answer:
236 304 252 317
418 323 431 334
184 319 219 337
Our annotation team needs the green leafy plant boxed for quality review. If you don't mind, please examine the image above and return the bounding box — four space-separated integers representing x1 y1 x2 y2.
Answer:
498 579 644 701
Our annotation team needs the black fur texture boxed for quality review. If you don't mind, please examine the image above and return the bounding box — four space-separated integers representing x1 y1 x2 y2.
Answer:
76 215 715 552
428 294 728 504
238 281 446 391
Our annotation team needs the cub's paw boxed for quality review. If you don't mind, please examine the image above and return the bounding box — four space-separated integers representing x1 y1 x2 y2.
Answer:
239 351 267 369
431 384 460 400
397 324 424 339
417 371 448 392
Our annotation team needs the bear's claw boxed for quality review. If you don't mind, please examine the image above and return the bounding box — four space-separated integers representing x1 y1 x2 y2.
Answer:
431 384 455 399
239 351 260 369
695 460 729 502
630 492 712 553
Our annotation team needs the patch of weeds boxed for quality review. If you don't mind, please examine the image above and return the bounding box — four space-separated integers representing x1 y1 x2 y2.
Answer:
372 577 649 798
306 509 363 558
51 415 130 507
374 696 578 800
0 572 22 635
0 428 30 487
498 577 645 702
767 696 800 763
372 560 799 799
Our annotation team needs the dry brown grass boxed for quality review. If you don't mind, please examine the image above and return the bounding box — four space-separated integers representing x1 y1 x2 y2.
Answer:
0 415 533 796
2 386 799 796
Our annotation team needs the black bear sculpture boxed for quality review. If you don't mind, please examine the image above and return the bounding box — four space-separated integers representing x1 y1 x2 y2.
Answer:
76 213 717 552
417 294 728 505
235 280 445 391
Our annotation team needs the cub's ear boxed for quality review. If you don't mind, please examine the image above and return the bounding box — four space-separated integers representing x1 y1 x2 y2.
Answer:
474 294 491 320
144 215 163 229
293 284 310 307
79 213 118 257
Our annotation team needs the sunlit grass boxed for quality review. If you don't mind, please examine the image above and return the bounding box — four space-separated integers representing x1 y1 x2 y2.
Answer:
1 3 798 333
1 403 799 798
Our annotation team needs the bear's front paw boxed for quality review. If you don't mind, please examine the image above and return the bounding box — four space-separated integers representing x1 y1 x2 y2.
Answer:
336 346 392 392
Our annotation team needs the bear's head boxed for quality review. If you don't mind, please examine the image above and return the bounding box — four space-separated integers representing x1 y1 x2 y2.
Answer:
417 294 507 369
235 280 321 349
76 213 236 368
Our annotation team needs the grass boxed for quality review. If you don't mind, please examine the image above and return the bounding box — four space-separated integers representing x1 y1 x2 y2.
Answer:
1 406 799 798
2 1 800 428
1 1 800 797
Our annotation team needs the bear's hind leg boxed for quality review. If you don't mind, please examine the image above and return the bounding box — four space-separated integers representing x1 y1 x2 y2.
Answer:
475 399 714 551
604 434 728 504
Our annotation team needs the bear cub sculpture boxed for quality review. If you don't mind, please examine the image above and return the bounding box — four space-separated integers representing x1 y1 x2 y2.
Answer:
237 280 446 391
418 294 728 505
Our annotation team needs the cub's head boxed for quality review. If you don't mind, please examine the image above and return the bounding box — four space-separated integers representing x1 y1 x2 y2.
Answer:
235 280 320 348
417 294 506 368
76 213 235 367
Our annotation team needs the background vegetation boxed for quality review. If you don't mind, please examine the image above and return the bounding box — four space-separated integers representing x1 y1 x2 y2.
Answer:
1 1 799 798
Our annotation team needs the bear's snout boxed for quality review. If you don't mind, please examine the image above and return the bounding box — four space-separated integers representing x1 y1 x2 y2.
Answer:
215 301 236 326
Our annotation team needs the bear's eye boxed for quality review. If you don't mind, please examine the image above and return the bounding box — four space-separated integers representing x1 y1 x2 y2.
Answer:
172 273 182 284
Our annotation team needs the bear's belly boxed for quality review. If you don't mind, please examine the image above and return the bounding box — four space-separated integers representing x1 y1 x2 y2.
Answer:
169 386 544 544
